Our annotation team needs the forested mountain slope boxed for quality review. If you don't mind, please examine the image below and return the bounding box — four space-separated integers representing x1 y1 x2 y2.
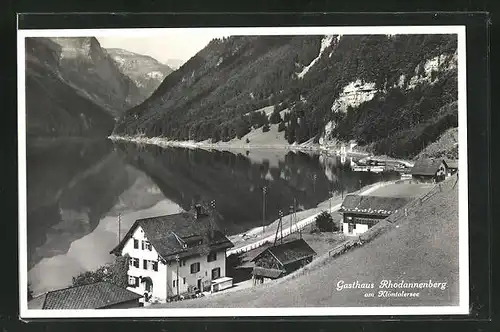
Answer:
114 34 458 158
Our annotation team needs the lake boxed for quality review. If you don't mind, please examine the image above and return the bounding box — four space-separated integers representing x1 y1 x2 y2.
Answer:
26 139 399 295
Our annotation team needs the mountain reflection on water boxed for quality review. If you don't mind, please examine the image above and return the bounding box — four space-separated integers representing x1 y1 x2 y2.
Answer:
26 139 399 295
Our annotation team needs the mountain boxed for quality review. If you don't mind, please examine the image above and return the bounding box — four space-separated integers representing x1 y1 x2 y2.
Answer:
164 58 184 70
46 37 142 118
113 34 458 159
106 48 173 103
25 38 116 137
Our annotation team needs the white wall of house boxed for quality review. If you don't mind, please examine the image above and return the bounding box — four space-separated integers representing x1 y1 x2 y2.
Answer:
342 222 369 236
121 226 168 301
437 163 447 177
354 223 369 235
167 249 227 296
342 222 350 235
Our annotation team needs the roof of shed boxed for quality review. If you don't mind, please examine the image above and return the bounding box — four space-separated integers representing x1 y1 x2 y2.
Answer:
252 266 284 279
28 282 141 310
251 238 316 266
411 158 448 176
340 194 411 216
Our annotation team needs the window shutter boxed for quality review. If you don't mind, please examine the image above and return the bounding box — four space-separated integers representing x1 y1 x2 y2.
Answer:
135 277 139 287
141 241 144 250
153 262 158 272
143 260 147 269
134 239 138 249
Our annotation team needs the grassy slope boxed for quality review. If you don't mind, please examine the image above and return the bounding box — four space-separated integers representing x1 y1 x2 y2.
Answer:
154 175 459 308
415 127 458 160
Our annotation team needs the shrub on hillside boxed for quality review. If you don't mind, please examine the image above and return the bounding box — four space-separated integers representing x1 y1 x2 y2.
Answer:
315 211 338 232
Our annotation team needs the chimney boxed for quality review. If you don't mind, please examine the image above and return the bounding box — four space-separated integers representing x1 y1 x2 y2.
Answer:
194 204 203 220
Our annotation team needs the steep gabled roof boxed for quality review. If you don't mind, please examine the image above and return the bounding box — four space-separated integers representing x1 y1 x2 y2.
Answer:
411 158 448 176
445 159 458 169
252 238 316 266
340 195 411 217
28 282 141 310
110 211 234 261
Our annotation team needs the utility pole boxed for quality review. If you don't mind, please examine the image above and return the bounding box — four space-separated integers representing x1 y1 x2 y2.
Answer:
209 200 216 238
329 190 333 213
280 210 284 244
118 213 121 245
274 210 284 246
312 174 317 193
175 254 180 297
262 186 267 235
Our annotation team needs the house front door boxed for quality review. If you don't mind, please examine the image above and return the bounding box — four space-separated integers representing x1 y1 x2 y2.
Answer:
197 278 201 291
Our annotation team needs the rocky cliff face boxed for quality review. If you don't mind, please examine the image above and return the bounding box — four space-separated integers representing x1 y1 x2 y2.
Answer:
25 38 115 138
114 34 458 159
48 37 142 118
106 48 173 103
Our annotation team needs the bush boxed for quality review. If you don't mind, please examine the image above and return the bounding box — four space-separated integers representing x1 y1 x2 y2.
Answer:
278 122 286 132
262 124 270 132
72 254 130 288
315 211 337 232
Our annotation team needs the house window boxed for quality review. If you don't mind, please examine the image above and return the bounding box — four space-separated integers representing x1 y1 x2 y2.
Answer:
143 259 148 270
183 277 186 285
152 261 158 272
211 267 221 280
207 252 217 262
179 259 186 267
128 276 139 287
130 258 139 268
133 239 139 249
173 280 176 287
142 240 152 251
190 262 200 274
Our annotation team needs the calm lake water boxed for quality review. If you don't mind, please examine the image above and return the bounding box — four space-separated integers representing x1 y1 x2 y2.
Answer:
26 139 399 295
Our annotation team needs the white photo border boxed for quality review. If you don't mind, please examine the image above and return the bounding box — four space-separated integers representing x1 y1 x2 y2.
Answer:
17 25 468 318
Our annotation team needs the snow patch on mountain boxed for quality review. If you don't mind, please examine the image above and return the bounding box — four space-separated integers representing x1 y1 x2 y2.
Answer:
146 71 165 80
112 56 126 66
297 35 334 79
331 80 377 113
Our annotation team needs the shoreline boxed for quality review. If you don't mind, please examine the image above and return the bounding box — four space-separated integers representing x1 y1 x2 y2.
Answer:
108 134 370 158
109 134 415 167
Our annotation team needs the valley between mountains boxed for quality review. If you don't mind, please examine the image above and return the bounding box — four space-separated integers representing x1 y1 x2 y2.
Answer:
25 34 458 160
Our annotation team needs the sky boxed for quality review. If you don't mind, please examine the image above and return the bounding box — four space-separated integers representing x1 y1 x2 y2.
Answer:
97 31 228 66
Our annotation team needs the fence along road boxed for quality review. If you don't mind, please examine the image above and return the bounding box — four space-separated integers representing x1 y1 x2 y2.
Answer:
226 181 396 256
